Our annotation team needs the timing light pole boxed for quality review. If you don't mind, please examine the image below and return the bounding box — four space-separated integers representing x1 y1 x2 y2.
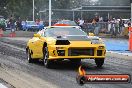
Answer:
33 0 35 21
49 0 51 26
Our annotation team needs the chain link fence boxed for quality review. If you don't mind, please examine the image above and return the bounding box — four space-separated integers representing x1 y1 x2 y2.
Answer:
82 22 129 37
82 22 108 33
40 10 129 37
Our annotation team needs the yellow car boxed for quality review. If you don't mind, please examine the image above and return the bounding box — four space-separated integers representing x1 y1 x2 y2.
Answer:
26 26 106 68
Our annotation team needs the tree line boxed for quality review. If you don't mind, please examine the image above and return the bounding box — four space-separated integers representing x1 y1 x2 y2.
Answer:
0 0 130 20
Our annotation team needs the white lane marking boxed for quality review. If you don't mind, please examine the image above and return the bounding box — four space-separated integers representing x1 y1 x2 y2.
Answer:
3 37 30 41
0 83 8 88
107 51 132 56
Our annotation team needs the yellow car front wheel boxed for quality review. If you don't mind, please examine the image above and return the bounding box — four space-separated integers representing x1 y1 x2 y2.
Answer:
95 58 104 68
43 47 53 68
70 59 81 66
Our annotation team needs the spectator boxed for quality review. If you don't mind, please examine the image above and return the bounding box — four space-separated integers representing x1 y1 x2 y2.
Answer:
108 19 112 33
99 16 103 22
128 22 131 27
91 19 96 33
119 18 125 34
78 18 84 29
36 19 40 25
111 18 119 37
111 18 116 36
16 18 22 31
115 19 119 36
9 15 16 32
94 16 99 22
92 19 99 35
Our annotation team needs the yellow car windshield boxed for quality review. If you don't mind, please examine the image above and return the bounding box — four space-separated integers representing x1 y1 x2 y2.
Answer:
44 27 90 41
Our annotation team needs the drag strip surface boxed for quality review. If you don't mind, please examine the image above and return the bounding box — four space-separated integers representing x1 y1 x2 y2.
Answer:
0 37 132 88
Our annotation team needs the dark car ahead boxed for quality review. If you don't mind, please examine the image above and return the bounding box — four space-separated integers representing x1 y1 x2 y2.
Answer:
22 21 44 31
53 20 78 26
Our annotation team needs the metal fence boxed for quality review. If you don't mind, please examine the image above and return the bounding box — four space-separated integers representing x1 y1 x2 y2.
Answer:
82 22 129 37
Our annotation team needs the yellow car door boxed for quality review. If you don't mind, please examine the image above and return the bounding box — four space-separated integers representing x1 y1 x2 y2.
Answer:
30 37 43 58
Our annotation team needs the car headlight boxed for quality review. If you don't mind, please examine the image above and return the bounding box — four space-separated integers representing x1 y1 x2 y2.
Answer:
56 47 64 50
91 39 104 44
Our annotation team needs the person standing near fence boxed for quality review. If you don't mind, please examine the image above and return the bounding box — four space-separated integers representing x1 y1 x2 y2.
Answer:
16 17 22 31
92 19 96 33
119 18 124 35
9 15 16 32
92 19 99 36
78 18 84 29
111 18 119 37
99 16 103 22
111 18 116 36
108 19 112 34
115 19 119 36
94 22 100 36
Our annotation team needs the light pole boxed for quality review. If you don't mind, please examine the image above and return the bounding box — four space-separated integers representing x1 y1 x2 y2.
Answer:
73 11 75 21
72 6 82 19
39 12 42 20
33 0 35 21
49 0 51 26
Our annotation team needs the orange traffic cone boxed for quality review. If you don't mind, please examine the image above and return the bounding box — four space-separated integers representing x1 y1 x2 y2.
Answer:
0 28 4 37
9 32 16 37
12 32 16 37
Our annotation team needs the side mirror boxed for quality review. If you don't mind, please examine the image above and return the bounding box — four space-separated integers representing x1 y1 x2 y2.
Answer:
34 34 41 38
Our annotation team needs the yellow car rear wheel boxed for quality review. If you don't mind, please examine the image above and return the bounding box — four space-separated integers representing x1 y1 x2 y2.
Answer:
27 49 34 63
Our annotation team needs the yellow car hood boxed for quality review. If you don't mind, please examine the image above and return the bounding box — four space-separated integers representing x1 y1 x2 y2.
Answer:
69 41 92 47
44 36 104 47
